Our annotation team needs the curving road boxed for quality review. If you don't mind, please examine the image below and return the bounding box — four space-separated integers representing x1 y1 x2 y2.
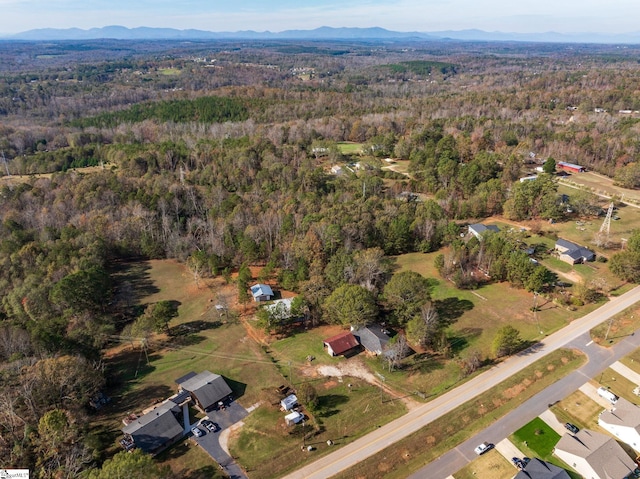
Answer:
281 285 640 479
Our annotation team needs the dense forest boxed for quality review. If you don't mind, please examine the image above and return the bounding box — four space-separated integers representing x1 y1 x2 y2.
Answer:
1 38 640 477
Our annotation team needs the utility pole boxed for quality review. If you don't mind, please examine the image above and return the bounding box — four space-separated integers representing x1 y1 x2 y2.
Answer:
533 292 543 335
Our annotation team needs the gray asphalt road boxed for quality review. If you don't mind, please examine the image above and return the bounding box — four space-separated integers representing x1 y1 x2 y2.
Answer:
280 285 640 479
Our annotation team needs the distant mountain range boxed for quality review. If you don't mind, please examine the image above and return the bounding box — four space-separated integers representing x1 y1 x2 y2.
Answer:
5 25 640 44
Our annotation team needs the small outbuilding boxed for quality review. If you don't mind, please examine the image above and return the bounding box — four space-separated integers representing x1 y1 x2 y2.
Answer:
285 411 304 426
281 394 298 411
557 161 586 173
323 331 360 357
250 283 274 302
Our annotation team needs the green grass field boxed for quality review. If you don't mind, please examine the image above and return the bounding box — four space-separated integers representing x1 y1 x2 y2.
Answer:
336 142 363 155
512 417 560 461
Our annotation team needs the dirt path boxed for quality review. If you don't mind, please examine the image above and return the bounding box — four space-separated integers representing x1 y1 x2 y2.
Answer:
303 360 422 411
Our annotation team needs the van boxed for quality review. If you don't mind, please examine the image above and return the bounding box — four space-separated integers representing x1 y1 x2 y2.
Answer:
597 387 618 404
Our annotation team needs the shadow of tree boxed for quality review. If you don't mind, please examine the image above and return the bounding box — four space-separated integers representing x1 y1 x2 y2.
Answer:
317 394 349 417
435 297 474 323
224 376 247 399
404 353 445 374
448 327 482 355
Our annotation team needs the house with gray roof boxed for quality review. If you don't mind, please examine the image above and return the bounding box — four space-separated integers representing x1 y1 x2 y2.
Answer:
555 238 595 264
121 398 187 455
468 223 500 240
599 397 640 452
176 370 232 411
554 428 636 479
514 458 570 479
352 324 392 355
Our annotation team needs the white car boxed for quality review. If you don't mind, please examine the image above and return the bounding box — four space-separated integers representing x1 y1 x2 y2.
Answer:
474 442 493 455
191 426 203 437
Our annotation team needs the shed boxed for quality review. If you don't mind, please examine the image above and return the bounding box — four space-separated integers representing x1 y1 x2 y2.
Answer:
468 223 500 240
285 411 304 426
250 283 274 302
557 162 586 173
323 331 360 356
281 394 298 411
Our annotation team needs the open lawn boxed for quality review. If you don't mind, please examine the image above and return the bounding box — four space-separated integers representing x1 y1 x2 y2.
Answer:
96 260 286 476
596 368 638 403
334 349 585 479
559 172 640 205
158 67 182 75
336 142 363 155
591 303 640 346
229 379 406 479
551 390 602 431
454 450 513 479
511 417 560 461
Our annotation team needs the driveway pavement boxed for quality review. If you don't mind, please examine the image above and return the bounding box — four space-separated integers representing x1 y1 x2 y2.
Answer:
538 409 566 436
193 401 249 479
611 360 640 386
495 438 524 465
579 383 613 408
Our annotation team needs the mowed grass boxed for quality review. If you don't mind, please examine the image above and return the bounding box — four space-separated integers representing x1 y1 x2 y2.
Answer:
559 172 640 204
97 260 286 476
230 378 406 479
336 141 363 154
591 303 640 346
334 349 585 479
454 450 514 479
551 390 602 431
158 67 182 75
511 417 560 461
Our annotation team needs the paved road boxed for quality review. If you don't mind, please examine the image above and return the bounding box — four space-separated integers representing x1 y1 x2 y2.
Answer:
409 329 640 478
281 285 640 479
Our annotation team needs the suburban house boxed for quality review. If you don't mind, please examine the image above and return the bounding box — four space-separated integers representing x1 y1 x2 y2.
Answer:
121 394 190 455
557 161 586 173
598 397 640 452
554 429 637 479
468 223 500 240
514 458 570 479
555 238 595 264
323 331 360 357
352 324 392 355
176 371 233 412
250 283 274 302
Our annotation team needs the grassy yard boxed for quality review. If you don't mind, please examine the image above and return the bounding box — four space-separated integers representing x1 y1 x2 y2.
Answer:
333 349 585 479
550 390 602 431
230 378 406 479
454 450 514 479
336 142 363 155
591 303 640 346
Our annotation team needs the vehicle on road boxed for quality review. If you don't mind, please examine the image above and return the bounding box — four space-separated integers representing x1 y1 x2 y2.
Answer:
191 426 204 437
564 422 579 434
474 442 493 455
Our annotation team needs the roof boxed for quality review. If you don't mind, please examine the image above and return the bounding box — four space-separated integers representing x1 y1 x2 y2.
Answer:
555 429 636 479
558 161 584 170
281 394 298 410
514 458 570 479
556 238 579 250
599 397 640 429
323 331 360 355
265 297 294 314
250 283 274 298
122 400 183 453
177 371 232 410
556 238 594 260
353 325 391 354
469 223 500 235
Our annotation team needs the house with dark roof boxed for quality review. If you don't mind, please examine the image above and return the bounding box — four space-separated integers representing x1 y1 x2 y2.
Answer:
176 371 232 411
352 324 392 355
514 458 570 479
598 397 640 452
468 223 500 240
553 429 636 479
250 283 274 302
121 398 188 455
323 331 360 356
555 238 595 264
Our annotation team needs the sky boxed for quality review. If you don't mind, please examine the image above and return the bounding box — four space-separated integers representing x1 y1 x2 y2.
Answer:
0 0 638 35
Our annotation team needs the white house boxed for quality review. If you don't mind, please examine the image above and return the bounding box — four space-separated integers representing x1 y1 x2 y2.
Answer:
554 429 636 479
599 397 640 452
250 283 274 302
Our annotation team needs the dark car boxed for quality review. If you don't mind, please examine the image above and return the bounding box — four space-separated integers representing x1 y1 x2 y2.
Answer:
565 423 579 434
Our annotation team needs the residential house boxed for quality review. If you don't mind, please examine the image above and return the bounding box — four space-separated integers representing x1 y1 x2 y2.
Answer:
555 238 595 264
352 324 392 355
323 331 360 357
553 429 636 479
121 396 188 455
250 283 274 302
598 397 640 452
468 223 500 240
514 458 570 479
176 371 232 411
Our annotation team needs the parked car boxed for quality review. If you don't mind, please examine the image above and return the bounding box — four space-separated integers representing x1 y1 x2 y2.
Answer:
474 442 493 455
191 426 203 437
203 420 218 432
565 422 579 434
